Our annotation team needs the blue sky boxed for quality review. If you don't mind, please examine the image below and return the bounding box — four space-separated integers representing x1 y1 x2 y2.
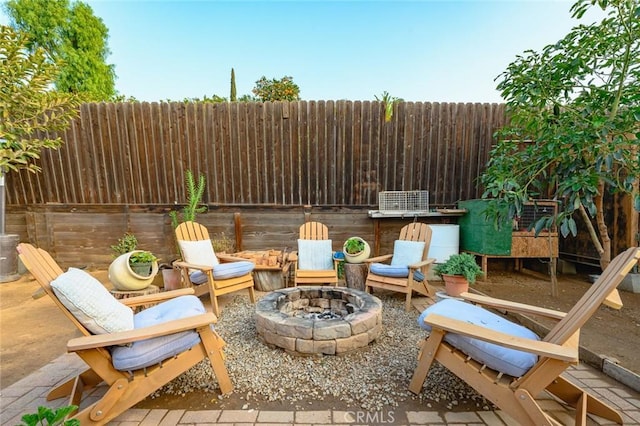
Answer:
2 1 604 103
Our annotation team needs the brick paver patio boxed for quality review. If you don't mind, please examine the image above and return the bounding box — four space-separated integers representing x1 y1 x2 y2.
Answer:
2 351 640 425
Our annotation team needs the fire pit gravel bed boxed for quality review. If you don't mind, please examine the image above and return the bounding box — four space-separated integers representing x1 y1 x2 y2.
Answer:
255 286 383 355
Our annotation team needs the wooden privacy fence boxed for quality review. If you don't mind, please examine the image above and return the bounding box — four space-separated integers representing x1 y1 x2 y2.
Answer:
6 101 507 207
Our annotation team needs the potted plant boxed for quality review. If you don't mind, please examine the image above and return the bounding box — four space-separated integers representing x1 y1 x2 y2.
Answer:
433 252 483 297
342 236 371 264
108 233 159 291
128 250 158 277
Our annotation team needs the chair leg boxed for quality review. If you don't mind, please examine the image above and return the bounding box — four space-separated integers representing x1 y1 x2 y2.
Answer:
546 375 623 424
210 295 220 317
47 368 102 401
248 286 256 304
405 291 412 312
514 389 561 426
199 328 233 395
409 331 444 394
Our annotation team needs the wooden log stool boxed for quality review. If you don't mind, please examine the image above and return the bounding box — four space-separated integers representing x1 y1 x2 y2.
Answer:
344 263 368 291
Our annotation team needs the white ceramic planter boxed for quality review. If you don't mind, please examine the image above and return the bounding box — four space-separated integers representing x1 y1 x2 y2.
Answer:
343 237 371 264
109 250 159 291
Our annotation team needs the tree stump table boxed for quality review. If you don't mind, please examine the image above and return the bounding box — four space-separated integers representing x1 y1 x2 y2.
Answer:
344 263 368 291
230 250 291 291
110 285 160 312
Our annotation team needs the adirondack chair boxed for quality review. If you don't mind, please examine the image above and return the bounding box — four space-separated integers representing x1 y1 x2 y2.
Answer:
17 243 233 425
291 221 339 286
409 246 640 426
174 221 256 316
364 222 436 311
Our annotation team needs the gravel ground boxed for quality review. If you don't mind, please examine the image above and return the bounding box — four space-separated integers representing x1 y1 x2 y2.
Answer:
150 293 492 412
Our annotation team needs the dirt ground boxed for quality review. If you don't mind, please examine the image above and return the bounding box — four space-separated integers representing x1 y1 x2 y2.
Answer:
1 260 639 411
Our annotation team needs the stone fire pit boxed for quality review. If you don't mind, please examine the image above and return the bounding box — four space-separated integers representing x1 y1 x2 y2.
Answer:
255 286 383 355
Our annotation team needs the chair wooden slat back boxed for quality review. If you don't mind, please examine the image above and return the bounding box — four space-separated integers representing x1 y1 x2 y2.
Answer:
17 243 93 336
398 223 433 259
175 221 210 242
300 222 329 240
544 246 640 345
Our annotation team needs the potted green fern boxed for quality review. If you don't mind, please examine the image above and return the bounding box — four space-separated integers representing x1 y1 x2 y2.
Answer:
433 252 483 296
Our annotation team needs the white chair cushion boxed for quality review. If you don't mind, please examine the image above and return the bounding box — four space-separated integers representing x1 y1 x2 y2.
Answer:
178 239 219 269
417 298 539 377
298 239 333 270
51 267 134 334
369 263 409 278
111 295 204 371
391 240 425 267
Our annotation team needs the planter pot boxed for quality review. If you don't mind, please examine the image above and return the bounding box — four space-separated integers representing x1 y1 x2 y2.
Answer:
109 250 159 291
131 262 153 277
161 268 183 291
343 237 371 264
0 234 21 283
442 274 469 297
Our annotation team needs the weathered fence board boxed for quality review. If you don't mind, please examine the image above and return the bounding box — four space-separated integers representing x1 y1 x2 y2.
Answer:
6 101 507 208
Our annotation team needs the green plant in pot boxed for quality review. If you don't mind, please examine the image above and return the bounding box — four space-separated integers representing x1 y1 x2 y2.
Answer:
342 236 371 264
433 252 483 297
110 233 138 257
128 250 158 277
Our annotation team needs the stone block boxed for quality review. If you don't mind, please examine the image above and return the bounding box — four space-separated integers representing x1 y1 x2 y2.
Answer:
277 317 314 339
314 339 336 355
346 310 379 335
335 332 369 353
313 320 351 340
263 329 296 351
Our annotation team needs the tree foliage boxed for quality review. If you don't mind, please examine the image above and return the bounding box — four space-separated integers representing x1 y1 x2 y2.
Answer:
481 0 640 268
4 0 116 101
230 68 237 102
0 25 81 173
252 75 300 102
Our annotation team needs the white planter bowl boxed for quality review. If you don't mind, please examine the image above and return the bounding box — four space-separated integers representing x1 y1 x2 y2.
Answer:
109 250 159 291
343 237 371 264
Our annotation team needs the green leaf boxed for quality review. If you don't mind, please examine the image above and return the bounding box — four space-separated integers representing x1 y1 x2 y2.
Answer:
568 217 578 236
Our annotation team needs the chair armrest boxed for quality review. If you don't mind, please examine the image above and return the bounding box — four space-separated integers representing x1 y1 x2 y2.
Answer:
409 258 436 269
364 254 393 264
424 313 578 362
67 313 218 351
459 292 566 320
288 251 298 261
217 254 251 263
173 260 213 272
119 288 195 308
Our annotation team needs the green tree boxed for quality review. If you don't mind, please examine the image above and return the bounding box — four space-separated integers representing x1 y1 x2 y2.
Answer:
4 0 116 101
230 67 237 102
252 75 300 102
0 25 81 232
480 0 640 269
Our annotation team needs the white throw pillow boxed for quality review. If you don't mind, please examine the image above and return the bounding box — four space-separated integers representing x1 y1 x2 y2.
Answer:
298 239 333 270
178 239 219 268
51 267 134 334
391 240 426 267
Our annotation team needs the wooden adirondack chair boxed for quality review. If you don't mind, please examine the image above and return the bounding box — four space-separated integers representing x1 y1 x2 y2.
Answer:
174 221 256 316
364 222 436 311
17 243 233 425
291 221 339 286
409 246 640 426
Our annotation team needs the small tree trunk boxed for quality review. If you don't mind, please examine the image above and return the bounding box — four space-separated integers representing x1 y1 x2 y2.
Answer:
595 182 612 270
